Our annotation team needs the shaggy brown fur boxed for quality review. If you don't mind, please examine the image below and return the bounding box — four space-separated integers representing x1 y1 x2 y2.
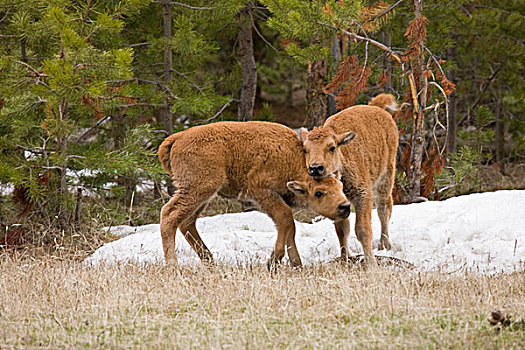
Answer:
368 93 398 113
158 121 351 268
300 105 399 268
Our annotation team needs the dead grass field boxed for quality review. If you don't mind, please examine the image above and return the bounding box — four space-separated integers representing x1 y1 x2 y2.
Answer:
1 253 524 349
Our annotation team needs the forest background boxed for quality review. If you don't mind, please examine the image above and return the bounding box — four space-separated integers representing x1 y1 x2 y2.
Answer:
0 0 524 247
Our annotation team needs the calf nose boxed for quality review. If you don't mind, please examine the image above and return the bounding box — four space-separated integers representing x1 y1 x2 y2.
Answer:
308 164 325 177
338 202 351 217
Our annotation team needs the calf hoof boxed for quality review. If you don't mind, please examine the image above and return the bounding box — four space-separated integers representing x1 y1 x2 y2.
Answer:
201 256 216 267
267 259 279 273
289 258 303 269
267 255 285 272
363 255 379 270
164 255 179 268
267 250 286 272
378 238 392 251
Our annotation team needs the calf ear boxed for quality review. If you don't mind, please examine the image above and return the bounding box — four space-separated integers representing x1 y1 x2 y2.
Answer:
287 181 307 196
337 132 355 146
299 128 308 142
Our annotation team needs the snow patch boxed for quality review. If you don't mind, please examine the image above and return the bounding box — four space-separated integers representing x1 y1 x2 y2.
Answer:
85 190 525 274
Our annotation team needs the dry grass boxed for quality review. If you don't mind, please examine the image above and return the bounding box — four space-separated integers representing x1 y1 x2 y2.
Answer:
1 253 524 349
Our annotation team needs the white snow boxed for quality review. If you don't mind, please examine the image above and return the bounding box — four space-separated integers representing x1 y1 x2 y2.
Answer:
84 190 525 274
0 183 14 196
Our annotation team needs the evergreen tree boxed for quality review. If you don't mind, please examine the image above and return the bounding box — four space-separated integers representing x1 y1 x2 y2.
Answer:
0 0 158 228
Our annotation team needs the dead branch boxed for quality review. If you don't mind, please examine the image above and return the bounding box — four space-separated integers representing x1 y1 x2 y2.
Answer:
111 102 167 108
106 78 179 100
365 0 405 24
250 11 280 53
152 1 216 10
317 22 423 117
76 115 111 143
193 99 232 125
422 44 447 78
11 59 51 89
458 66 501 125
407 70 419 113
428 81 449 155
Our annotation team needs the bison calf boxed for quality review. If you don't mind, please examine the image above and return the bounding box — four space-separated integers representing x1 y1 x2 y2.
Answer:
301 104 399 268
158 121 351 268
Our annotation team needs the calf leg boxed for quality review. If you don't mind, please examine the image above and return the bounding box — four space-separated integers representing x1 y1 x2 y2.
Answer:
179 212 214 263
376 168 395 251
354 193 378 268
377 195 393 251
160 193 184 266
252 189 301 268
160 186 218 266
334 218 351 259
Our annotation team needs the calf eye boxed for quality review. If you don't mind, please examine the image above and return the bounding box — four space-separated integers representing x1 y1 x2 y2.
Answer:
329 146 335 153
302 148 307 154
315 191 323 198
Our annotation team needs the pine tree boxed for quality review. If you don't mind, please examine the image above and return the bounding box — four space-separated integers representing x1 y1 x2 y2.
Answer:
0 0 159 228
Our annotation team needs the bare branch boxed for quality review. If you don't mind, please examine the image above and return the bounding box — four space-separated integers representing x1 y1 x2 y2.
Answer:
428 82 449 155
458 67 501 125
106 78 179 100
471 4 525 19
0 9 10 23
407 71 419 113
111 102 168 108
250 11 280 53
42 166 63 170
318 22 403 65
152 1 216 10
193 99 232 125
11 59 52 89
17 145 52 154
365 0 405 24
317 22 433 120
171 69 204 93
422 44 446 78
11 60 42 76
76 116 111 143
123 42 151 48
359 41 370 82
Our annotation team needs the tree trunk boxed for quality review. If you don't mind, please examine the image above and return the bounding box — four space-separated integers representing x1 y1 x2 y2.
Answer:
305 59 327 128
161 0 175 196
408 0 428 200
382 31 393 91
238 2 257 122
58 101 70 230
495 97 505 163
327 34 340 117
20 38 28 62
446 39 457 157
161 0 173 135
112 113 136 203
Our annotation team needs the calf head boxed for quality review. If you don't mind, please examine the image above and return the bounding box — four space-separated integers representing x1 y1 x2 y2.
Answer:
287 176 351 220
300 127 355 180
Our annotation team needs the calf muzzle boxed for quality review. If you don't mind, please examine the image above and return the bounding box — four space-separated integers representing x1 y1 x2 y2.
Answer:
308 164 325 178
337 202 351 218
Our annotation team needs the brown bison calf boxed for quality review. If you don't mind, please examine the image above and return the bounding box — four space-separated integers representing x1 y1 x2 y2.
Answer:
158 121 351 268
300 104 399 267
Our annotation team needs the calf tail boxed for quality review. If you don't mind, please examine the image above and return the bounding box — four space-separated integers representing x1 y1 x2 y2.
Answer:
158 134 177 175
368 93 398 112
